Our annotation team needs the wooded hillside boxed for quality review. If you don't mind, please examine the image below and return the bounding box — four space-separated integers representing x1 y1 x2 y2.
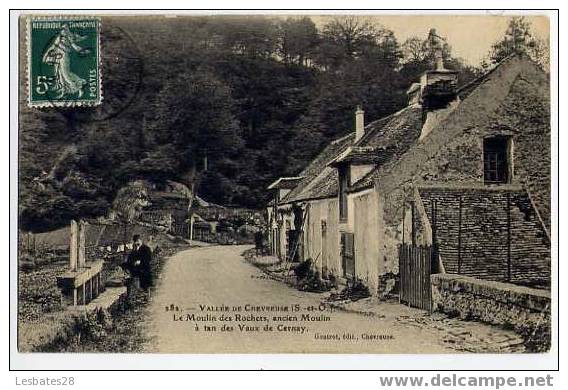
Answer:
19 15 544 232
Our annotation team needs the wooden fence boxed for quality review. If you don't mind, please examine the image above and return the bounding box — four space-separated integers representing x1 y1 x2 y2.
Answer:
399 244 433 311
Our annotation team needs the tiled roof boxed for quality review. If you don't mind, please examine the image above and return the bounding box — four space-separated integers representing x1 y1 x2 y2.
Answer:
330 146 383 165
349 105 424 192
267 177 304 190
291 167 339 201
355 105 423 149
348 56 529 194
417 185 550 287
279 55 535 201
280 133 355 203
456 54 516 100
280 105 423 201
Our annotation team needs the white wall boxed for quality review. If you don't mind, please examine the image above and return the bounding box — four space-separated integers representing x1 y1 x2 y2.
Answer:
303 198 341 277
352 190 381 294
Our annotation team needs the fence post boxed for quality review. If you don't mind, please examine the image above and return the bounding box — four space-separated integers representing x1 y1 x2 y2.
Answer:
411 201 416 246
69 220 78 272
431 200 438 274
410 245 415 307
32 233 37 257
428 246 433 313
402 202 406 246
78 220 86 269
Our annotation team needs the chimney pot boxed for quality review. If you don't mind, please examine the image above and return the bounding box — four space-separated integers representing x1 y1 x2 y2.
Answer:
355 106 365 142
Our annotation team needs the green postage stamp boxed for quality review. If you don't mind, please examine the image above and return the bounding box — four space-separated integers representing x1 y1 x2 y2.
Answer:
27 16 101 107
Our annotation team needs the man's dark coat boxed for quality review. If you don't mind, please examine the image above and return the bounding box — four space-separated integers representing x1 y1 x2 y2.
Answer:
125 244 153 290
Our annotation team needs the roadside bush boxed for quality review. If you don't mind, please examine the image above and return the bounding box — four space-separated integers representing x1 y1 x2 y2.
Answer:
516 318 551 353
18 263 66 321
328 278 370 302
294 259 333 293
72 308 114 342
292 258 313 280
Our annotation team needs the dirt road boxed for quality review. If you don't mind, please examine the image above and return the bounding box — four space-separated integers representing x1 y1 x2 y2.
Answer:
145 245 458 353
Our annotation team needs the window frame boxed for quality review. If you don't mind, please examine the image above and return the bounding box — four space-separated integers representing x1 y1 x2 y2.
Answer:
483 136 512 184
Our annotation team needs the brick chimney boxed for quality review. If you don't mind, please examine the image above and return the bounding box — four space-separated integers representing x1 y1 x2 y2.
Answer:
355 105 365 142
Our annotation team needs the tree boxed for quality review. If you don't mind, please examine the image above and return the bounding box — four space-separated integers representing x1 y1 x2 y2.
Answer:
276 17 319 66
315 16 394 70
306 18 405 138
401 34 452 66
489 16 549 70
111 181 150 223
22 16 516 232
400 34 479 89
151 69 242 171
216 17 279 59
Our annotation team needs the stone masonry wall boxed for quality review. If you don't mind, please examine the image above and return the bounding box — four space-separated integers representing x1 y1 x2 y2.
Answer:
431 274 551 352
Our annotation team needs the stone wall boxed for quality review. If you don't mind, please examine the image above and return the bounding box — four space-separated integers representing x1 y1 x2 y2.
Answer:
431 274 551 352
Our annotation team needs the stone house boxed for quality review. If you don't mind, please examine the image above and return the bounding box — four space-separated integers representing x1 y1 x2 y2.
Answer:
268 53 551 296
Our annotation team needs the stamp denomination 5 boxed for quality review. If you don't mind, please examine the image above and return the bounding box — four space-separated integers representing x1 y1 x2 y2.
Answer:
27 16 101 107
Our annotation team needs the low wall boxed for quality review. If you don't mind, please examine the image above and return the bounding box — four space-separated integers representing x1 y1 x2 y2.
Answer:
431 274 551 352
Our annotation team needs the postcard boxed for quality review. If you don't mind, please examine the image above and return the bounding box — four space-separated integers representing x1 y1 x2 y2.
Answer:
11 10 556 369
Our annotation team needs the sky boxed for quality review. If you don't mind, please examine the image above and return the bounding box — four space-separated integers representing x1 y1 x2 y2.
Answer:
128 12 550 67
308 14 550 66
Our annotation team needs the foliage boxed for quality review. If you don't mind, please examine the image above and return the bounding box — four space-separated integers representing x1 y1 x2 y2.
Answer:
487 17 549 71
112 181 151 223
516 317 551 353
293 258 332 292
18 262 66 322
400 34 480 90
293 258 313 280
328 278 371 301
19 16 547 232
276 17 319 66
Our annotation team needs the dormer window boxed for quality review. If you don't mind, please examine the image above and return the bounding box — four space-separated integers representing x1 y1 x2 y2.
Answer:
483 136 512 184
339 164 350 222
